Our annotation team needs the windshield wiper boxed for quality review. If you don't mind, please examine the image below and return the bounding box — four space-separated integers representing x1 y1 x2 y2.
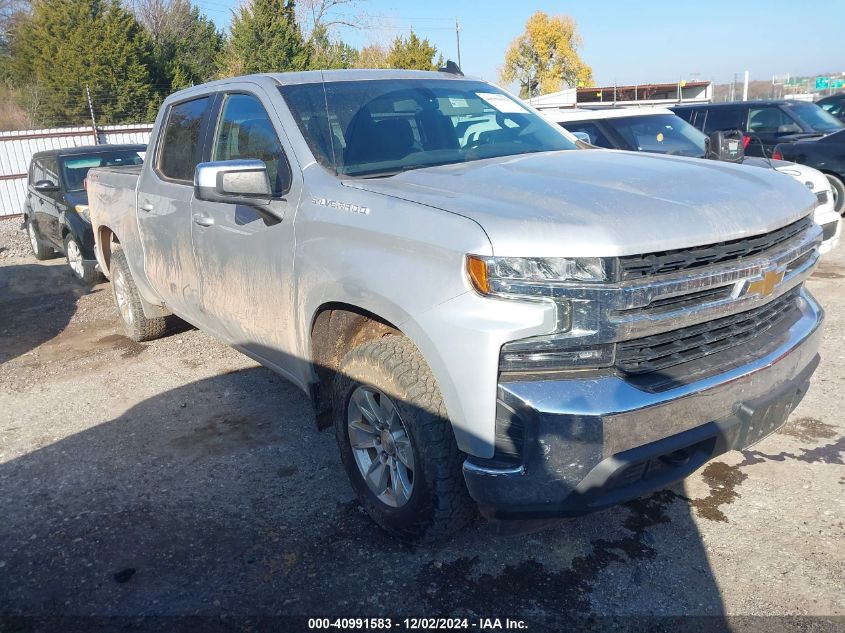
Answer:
353 160 462 179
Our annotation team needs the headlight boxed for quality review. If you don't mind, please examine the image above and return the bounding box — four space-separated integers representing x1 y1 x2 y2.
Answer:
467 255 610 298
74 204 90 221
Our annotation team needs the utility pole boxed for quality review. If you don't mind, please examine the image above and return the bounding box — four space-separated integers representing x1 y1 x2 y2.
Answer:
86 83 99 145
455 17 461 68
742 70 749 101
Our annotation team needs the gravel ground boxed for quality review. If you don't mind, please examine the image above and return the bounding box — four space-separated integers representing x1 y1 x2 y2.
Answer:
0 215 843 632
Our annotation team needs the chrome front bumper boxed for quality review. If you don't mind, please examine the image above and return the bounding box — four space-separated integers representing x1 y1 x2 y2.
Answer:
463 288 824 519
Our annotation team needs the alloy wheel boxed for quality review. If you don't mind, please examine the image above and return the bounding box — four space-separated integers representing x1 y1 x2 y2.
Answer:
28 223 39 253
347 386 415 507
112 266 134 327
66 238 84 278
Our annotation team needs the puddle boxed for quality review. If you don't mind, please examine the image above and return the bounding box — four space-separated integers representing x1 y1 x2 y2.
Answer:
415 490 682 618
689 462 747 522
776 417 837 443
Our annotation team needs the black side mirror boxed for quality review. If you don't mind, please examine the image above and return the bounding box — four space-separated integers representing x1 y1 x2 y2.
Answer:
33 179 58 192
194 160 283 222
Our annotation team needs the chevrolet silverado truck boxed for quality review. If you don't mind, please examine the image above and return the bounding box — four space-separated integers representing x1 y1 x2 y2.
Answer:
87 70 824 541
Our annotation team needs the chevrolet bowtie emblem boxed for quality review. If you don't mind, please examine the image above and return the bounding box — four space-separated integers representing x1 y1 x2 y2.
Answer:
747 270 785 298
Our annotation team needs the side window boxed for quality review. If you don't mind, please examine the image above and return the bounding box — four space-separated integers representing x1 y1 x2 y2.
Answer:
30 159 45 185
673 109 694 124
157 96 211 182
747 107 794 133
703 108 745 133
562 122 612 148
42 157 59 187
212 93 291 195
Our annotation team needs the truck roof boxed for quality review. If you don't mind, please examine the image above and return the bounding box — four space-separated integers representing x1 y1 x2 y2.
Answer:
31 143 146 160
164 69 477 104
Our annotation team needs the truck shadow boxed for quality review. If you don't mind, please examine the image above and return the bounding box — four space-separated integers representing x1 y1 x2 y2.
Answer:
0 361 727 628
0 261 89 363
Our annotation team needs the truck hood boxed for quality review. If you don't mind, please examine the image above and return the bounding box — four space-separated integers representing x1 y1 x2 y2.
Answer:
343 150 816 257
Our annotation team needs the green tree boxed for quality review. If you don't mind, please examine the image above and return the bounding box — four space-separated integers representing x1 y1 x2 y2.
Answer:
500 10 592 99
223 0 309 76
11 0 158 125
386 30 441 71
307 24 357 69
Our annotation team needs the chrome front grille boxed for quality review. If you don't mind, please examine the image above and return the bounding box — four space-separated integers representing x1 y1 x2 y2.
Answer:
616 288 801 374
618 216 813 280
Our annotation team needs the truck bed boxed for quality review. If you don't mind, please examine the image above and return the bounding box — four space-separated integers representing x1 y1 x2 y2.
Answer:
87 165 143 281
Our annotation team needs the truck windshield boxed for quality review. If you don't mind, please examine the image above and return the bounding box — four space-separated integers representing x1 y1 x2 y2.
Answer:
785 102 844 134
605 114 706 158
60 150 145 191
280 79 576 177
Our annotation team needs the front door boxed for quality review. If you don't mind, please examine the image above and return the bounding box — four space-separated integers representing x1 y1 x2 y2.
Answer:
136 95 213 320
190 88 302 382
31 157 63 248
746 106 801 158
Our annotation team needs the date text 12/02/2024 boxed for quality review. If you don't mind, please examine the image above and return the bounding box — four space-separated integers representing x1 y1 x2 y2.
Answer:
307 618 529 630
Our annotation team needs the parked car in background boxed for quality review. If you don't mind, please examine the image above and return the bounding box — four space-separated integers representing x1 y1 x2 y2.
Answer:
774 129 845 215
671 100 844 158
23 145 146 283
816 93 845 121
544 108 840 253
87 70 824 540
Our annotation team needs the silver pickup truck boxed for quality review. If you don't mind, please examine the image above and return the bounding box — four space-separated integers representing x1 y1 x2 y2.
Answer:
88 69 824 541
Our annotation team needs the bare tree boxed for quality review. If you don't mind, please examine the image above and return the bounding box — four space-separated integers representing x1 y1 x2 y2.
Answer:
129 0 196 44
297 0 364 40
0 0 29 41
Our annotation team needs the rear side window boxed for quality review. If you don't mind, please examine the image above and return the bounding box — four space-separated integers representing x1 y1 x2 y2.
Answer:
702 107 745 133
561 122 612 148
157 97 211 182
673 108 694 123
747 106 795 133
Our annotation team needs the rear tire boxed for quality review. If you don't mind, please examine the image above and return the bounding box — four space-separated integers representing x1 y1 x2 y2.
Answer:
64 234 99 285
110 247 167 342
333 336 476 541
27 219 53 260
825 173 845 215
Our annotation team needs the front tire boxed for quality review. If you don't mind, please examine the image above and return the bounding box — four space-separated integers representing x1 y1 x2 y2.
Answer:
333 336 476 541
64 234 99 285
27 219 53 260
110 247 167 342
825 173 845 215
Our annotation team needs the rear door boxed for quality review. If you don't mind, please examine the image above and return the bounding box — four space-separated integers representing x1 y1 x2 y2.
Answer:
190 86 302 379
136 94 213 320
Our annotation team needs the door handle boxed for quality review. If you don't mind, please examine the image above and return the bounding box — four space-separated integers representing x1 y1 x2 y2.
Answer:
192 213 214 227
140 201 154 212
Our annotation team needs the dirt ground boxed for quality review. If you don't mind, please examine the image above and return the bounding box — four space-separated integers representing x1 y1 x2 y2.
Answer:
0 217 843 631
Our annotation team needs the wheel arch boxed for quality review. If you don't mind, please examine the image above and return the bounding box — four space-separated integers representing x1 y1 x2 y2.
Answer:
309 302 403 429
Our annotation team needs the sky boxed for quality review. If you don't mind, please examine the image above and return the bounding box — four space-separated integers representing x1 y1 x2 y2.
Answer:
195 0 845 87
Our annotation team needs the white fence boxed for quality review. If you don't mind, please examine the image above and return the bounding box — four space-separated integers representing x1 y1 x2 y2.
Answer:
0 123 152 218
